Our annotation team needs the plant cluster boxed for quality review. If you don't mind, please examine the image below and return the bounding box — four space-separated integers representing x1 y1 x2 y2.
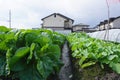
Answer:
67 32 120 74
0 26 65 80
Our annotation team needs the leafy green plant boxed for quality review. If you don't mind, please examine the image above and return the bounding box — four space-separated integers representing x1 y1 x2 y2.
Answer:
0 26 65 80
67 32 120 74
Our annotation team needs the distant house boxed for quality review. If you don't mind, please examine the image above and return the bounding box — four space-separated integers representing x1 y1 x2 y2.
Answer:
97 16 120 30
72 23 89 32
72 23 96 32
41 13 74 34
99 22 106 30
110 16 120 29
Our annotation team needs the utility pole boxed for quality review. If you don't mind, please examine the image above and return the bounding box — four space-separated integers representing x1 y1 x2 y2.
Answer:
104 0 110 40
9 10 11 28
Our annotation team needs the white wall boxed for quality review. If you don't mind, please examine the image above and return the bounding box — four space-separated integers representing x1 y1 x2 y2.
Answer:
43 15 66 27
104 22 113 29
113 18 120 28
99 24 105 30
110 22 113 28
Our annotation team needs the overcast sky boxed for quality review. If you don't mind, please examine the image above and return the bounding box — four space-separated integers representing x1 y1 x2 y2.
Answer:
0 0 120 29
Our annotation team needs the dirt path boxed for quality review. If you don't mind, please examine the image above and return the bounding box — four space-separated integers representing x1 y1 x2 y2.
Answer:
59 41 73 80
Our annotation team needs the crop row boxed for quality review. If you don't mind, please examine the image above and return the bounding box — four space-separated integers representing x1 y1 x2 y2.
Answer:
67 32 120 74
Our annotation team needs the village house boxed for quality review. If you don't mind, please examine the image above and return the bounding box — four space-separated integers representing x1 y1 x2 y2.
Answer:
72 23 89 32
41 13 74 34
41 13 96 33
96 16 120 30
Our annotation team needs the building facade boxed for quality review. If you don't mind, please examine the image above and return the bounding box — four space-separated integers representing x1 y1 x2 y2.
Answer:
41 13 95 33
72 23 89 32
96 16 120 30
41 13 74 31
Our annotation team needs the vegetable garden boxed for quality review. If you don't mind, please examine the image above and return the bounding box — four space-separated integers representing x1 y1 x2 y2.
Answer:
0 26 120 80
67 32 120 80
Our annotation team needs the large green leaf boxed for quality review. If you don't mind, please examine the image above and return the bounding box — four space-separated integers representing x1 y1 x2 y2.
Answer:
16 64 43 80
79 56 86 66
108 55 118 61
10 58 28 72
34 36 52 47
9 47 30 68
37 57 54 79
81 61 96 68
46 44 61 59
37 60 45 78
27 43 36 63
25 32 38 46
109 62 120 74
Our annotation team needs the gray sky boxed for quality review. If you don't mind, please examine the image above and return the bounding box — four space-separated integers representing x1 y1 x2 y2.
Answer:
0 0 120 29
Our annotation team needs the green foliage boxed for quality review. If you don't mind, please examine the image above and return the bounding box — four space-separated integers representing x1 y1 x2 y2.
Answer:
67 32 120 74
0 26 10 33
0 26 65 80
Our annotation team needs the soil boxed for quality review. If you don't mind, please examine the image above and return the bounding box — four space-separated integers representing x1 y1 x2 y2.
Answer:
59 41 73 80
72 59 120 80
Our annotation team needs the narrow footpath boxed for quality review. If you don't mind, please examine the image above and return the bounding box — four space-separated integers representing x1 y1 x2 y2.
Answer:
59 41 73 80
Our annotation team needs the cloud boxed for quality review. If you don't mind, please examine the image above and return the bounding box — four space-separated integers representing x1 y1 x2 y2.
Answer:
0 0 120 28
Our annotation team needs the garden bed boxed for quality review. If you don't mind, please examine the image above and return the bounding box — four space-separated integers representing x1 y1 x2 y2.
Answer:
67 32 120 80
72 59 120 80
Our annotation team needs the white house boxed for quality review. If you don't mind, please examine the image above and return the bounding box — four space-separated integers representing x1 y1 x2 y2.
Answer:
111 16 120 29
72 23 96 32
97 16 120 30
41 13 74 33
72 23 89 32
